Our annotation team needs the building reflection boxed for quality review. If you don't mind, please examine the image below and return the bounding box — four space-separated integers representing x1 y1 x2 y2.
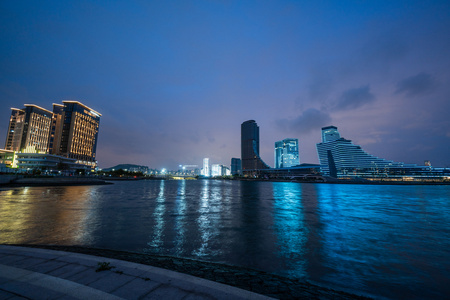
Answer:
300 183 329 281
272 182 308 277
148 180 165 250
174 179 186 256
0 186 100 245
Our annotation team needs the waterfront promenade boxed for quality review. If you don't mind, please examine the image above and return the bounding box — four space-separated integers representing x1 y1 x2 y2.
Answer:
0 245 273 300
0 245 371 299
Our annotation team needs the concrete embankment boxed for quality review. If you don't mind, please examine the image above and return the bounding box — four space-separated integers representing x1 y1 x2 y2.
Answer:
9 244 373 300
0 176 112 187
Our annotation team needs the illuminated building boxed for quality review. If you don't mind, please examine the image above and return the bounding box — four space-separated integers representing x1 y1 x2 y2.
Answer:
231 158 242 175
211 164 230 177
241 120 270 173
321 125 341 142
316 126 405 177
202 158 210 177
48 103 64 154
274 138 299 168
59 101 101 168
211 164 221 176
4 108 23 150
2 100 101 171
4 105 53 153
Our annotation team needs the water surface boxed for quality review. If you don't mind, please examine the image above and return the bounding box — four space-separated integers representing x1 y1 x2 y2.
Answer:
1 180 449 299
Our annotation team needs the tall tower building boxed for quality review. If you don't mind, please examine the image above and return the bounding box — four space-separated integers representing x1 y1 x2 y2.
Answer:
321 125 340 143
274 138 299 168
202 158 210 176
59 101 101 168
241 120 270 172
5 105 53 153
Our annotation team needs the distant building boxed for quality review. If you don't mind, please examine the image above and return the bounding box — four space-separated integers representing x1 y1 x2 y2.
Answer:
274 138 299 168
241 120 270 173
211 164 230 177
211 164 221 177
315 126 450 180
202 158 210 177
178 164 200 176
321 125 341 143
231 158 242 175
316 126 405 177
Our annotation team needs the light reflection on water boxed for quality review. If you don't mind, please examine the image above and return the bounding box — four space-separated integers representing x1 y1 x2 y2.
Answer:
1 180 450 299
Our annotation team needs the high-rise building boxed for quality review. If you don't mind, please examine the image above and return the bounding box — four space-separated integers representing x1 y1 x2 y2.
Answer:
3 100 101 170
241 120 270 172
4 108 24 150
274 138 299 168
202 158 210 176
231 158 242 175
59 101 101 168
316 126 405 177
4 105 53 153
211 164 230 177
48 103 64 155
321 125 340 143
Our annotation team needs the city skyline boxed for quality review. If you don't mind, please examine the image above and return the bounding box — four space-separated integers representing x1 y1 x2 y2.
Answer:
1 1 449 169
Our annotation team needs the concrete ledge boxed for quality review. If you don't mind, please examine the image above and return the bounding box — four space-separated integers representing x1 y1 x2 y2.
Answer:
0 264 124 299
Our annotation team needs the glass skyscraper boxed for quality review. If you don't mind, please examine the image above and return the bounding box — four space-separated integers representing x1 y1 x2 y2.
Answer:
274 138 299 168
231 158 242 175
241 120 270 172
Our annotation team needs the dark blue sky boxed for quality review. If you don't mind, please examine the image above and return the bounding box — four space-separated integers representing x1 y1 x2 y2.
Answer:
1 1 449 169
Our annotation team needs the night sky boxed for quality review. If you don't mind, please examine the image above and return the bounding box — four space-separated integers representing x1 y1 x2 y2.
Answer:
1 1 449 169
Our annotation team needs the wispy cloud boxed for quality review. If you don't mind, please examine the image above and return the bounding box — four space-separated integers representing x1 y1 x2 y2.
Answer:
276 108 331 134
395 72 437 97
334 85 375 110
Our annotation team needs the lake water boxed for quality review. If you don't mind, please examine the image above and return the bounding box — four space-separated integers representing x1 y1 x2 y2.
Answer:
1 180 449 299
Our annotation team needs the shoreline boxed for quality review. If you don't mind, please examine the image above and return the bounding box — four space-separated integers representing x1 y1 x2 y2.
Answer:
0 175 112 187
7 244 373 299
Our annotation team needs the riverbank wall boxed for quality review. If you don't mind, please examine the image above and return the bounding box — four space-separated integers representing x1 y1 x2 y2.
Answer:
0 175 112 187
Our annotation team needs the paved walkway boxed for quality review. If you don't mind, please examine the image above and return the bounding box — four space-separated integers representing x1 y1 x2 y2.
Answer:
0 245 274 299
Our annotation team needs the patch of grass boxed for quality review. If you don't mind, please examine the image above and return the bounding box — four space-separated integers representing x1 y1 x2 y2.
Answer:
96 262 115 272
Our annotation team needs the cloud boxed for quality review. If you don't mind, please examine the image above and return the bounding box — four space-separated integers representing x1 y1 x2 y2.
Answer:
276 108 331 134
334 85 375 110
395 72 437 97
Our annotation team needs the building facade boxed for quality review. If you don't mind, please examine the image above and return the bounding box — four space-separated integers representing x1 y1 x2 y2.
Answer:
3 101 101 170
59 101 101 168
4 108 23 150
231 158 242 175
202 158 210 177
5 105 53 153
274 138 299 168
316 126 405 177
48 103 64 155
241 120 270 173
